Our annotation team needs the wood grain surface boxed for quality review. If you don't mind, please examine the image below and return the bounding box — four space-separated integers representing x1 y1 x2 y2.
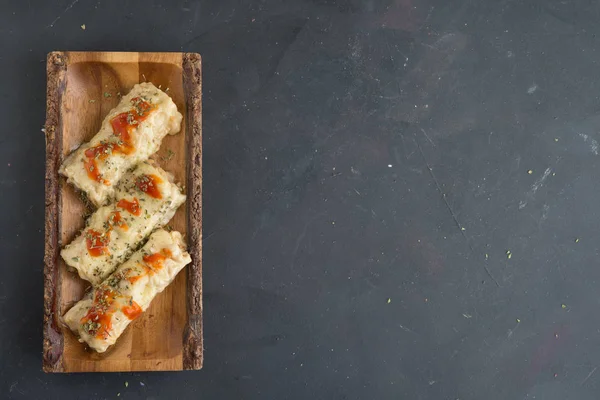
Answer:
43 52 202 373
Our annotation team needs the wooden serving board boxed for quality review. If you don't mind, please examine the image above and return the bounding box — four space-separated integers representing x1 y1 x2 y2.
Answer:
43 52 202 372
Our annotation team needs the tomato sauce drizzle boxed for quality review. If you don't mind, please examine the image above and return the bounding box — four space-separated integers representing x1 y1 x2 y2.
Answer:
117 198 141 216
83 97 155 184
135 174 163 199
85 229 111 257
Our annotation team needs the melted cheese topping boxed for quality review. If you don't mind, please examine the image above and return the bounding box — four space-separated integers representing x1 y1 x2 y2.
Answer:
59 82 182 206
63 230 191 353
61 162 186 285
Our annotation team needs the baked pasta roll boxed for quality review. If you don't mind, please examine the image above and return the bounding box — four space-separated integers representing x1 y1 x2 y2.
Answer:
64 230 191 353
61 162 185 285
59 82 182 206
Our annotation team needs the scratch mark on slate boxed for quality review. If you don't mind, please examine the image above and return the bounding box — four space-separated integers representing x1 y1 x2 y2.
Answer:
47 0 80 28
9 381 24 394
579 133 599 155
415 136 500 287
419 127 435 146
291 213 324 269
527 84 538 94
203 231 216 242
531 168 552 194
582 366 597 386
507 322 519 339
398 323 417 334
540 204 549 222
519 167 552 209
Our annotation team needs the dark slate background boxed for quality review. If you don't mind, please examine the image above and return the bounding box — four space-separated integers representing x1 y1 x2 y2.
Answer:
3 0 600 399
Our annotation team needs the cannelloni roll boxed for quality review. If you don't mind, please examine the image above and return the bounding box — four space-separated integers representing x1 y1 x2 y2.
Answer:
61 162 186 285
64 229 191 353
59 82 182 206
